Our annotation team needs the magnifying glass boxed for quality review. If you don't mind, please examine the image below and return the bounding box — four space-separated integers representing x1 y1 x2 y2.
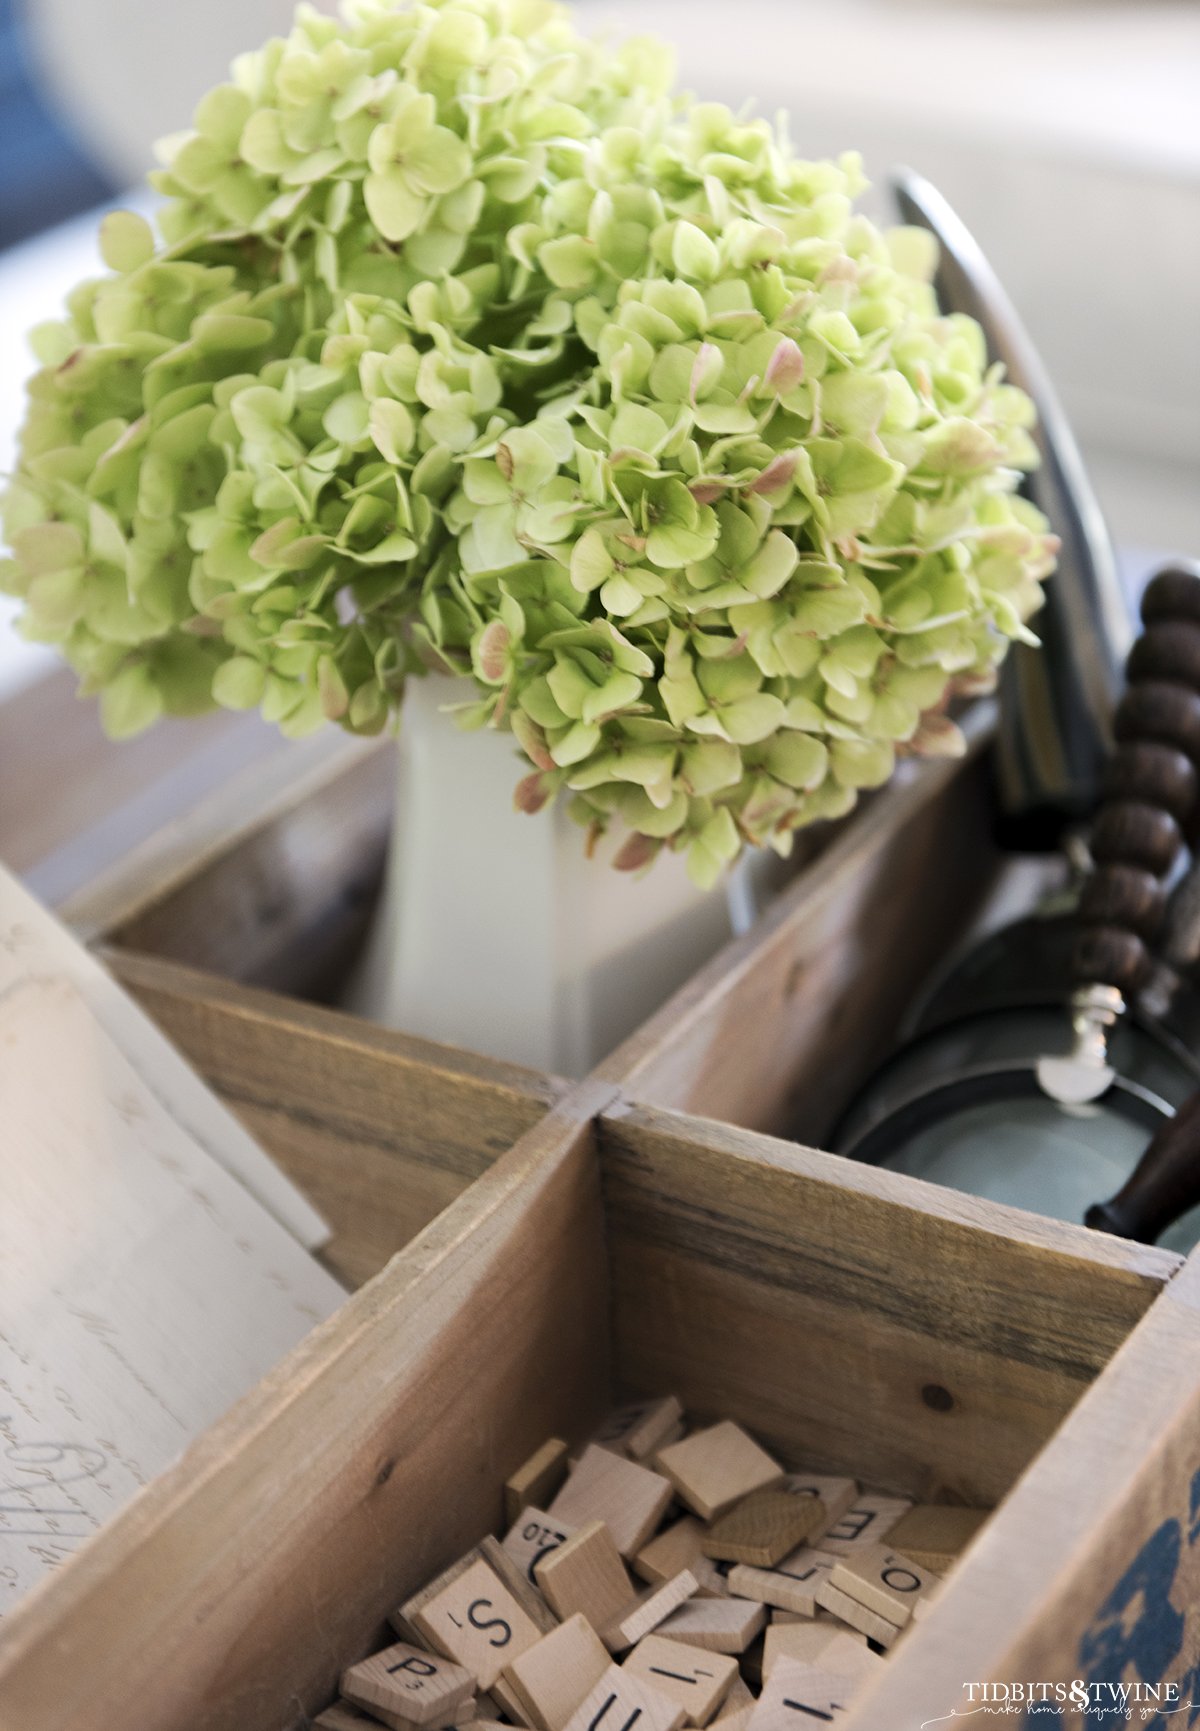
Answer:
837 567 1200 1252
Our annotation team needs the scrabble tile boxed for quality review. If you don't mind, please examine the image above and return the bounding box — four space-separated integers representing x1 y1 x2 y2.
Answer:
711 1676 756 1731
830 1543 939 1627
725 1546 838 1617
341 1640 475 1725
656 1596 767 1655
778 1476 858 1542
605 1570 698 1653
562 1663 687 1731
813 1580 902 1649
502 1613 610 1731
535 1519 635 1630
748 1657 878 1731
884 1504 988 1574
594 1397 685 1462
550 1444 675 1558
623 1634 738 1726
370 1699 477 1731
398 1541 554 1689
762 1622 872 1681
635 1517 728 1598
506 1440 571 1526
816 1495 911 1558
504 1508 577 1587
654 1423 783 1523
315 1707 378 1731
492 1674 536 1725
702 1492 825 1568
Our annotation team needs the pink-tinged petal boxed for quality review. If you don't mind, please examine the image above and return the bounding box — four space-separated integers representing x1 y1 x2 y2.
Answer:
765 336 805 395
513 771 550 814
477 618 510 682
689 342 722 405
909 713 967 758
689 480 726 505
748 452 797 495
613 831 661 872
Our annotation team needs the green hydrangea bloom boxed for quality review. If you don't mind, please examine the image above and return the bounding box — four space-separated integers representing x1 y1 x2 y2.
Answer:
0 0 1055 887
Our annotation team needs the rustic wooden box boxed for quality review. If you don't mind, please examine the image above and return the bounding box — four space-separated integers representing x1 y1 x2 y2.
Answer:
5 709 1200 1729
0 1077 1185 1731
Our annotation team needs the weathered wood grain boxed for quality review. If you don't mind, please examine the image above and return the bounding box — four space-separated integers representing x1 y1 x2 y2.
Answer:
104 949 564 1289
843 1241 1200 1728
596 1101 1179 1505
62 731 393 1002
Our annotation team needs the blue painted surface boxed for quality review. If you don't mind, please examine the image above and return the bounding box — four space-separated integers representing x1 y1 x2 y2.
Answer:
0 0 115 251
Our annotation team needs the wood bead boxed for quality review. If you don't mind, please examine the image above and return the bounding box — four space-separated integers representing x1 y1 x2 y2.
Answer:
1139 567 1200 627
1090 801 1182 877
1077 866 1166 940
1101 742 1197 822
1114 683 1200 765
1126 623 1200 691
1071 923 1149 994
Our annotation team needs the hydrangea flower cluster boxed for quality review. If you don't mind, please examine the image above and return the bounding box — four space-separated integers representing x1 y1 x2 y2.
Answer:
0 0 1055 886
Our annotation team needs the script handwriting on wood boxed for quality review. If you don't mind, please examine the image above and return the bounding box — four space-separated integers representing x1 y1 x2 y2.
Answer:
0 976 343 1613
501 1614 609 1731
623 1634 738 1726
550 1444 674 1559
341 1641 474 1725
561 1663 686 1731
506 1439 571 1527
535 1519 633 1630
397 1541 552 1688
655 1423 783 1523
0 860 328 1247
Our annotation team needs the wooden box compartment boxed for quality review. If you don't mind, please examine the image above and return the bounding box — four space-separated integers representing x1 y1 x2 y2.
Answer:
69 704 1003 1152
0 1080 1183 1731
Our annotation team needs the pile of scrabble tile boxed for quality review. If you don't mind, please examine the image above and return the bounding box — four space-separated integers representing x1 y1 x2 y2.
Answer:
317 1400 989 1731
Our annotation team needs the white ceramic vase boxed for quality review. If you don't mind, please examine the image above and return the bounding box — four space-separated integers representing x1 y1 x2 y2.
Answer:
345 674 780 1076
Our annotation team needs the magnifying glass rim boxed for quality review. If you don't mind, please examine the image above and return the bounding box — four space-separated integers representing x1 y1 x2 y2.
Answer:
840 1059 1174 1168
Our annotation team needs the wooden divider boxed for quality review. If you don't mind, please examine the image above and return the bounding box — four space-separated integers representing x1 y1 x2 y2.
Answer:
596 1101 1178 1506
63 731 394 1002
0 1089 615 1731
105 949 565 1288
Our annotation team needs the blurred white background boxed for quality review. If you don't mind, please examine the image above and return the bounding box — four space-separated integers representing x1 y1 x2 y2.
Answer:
2 0 1198 701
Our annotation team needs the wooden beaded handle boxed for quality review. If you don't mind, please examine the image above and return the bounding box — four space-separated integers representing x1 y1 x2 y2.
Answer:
1081 561 1200 1240
1086 1092 1200 1243
1072 567 1200 1000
